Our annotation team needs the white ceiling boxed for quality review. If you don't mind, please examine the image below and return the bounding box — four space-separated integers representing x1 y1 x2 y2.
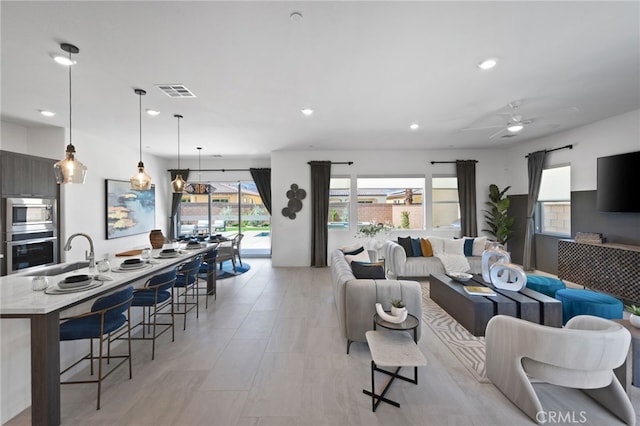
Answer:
2 1 639 160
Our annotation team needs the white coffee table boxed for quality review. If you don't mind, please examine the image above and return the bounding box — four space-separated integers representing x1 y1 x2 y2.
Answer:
363 330 428 411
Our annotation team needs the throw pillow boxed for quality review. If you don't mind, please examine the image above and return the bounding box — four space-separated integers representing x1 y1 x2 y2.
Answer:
345 250 370 263
429 236 445 254
444 238 465 256
420 238 433 257
411 238 422 257
463 238 474 256
343 245 365 256
342 243 363 254
351 261 386 279
472 236 487 256
397 236 414 257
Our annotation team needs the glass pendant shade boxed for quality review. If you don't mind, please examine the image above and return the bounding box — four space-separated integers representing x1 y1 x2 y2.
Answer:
131 161 152 190
131 88 151 190
171 174 187 192
54 144 87 184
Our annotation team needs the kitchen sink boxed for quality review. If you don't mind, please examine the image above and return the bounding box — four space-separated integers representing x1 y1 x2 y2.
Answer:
22 261 90 277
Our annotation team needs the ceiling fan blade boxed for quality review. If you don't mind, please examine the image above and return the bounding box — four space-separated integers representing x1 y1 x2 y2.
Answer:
461 124 505 131
489 127 508 139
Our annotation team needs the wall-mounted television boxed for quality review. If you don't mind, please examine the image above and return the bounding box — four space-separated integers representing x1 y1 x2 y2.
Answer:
597 150 640 212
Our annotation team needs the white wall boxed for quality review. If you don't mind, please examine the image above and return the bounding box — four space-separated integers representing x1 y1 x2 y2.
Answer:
505 109 640 194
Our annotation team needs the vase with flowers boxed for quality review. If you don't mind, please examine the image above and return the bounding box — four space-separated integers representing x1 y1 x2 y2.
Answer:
355 222 393 252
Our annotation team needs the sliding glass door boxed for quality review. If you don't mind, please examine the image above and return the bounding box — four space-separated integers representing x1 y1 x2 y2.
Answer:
178 180 271 257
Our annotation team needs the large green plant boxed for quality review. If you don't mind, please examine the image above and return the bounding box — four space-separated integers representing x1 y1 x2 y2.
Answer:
482 184 514 245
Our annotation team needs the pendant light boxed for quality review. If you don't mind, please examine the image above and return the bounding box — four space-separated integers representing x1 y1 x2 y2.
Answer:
53 43 87 184
171 114 187 193
130 88 152 190
192 146 207 194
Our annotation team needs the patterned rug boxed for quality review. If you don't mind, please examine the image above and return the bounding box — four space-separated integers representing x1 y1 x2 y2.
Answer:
420 281 490 383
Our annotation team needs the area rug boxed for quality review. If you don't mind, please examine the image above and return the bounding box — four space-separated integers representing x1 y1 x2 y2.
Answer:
216 261 251 279
420 281 489 383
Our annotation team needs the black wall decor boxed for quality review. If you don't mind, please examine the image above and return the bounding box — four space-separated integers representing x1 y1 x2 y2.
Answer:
282 183 306 219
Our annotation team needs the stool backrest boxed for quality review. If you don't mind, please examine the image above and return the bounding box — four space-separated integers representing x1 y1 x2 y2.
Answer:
179 257 202 276
91 286 134 321
146 268 178 291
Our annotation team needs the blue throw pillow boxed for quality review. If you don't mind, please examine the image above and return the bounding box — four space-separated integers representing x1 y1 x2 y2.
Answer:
411 238 422 257
397 236 413 257
351 261 386 279
463 238 474 257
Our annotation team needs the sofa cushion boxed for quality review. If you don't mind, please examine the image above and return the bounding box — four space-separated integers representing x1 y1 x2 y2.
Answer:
411 238 422 257
342 244 364 255
397 236 413 257
444 238 465 255
463 238 474 256
420 238 434 257
472 236 488 256
428 236 445 254
345 250 370 263
351 261 386 279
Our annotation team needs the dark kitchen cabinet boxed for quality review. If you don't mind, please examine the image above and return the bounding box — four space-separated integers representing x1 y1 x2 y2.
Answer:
0 151 58 198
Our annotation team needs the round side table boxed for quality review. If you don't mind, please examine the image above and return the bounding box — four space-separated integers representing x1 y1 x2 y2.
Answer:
373 312 419 343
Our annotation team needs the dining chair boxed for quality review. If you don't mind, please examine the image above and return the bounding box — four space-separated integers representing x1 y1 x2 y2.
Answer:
174 256 203 330
59 286 134 410
217 233 244 272
198 245 219 308
130 268 177 360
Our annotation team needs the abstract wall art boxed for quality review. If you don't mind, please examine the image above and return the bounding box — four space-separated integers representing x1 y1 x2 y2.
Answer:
105 179 156 239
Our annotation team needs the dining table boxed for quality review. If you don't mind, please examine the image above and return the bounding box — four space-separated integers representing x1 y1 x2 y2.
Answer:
0 243 215 426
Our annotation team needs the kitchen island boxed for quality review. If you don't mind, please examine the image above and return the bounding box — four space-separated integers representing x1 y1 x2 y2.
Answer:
0 244 213 426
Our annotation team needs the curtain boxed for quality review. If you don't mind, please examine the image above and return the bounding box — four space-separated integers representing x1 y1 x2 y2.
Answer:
168 169 189 240
456 160 478 237
309 161 331 267
523 151 547 271
249 168 272 215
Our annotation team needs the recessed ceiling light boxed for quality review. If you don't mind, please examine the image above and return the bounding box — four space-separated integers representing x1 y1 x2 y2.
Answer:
507 123 524 132
477 58 498 70
290 11 303 21
301 108 314 116
145 109 160 116
39 110 55 117
410 123 419 130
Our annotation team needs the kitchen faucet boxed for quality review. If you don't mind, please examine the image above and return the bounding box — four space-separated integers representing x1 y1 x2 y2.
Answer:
63 233 95 270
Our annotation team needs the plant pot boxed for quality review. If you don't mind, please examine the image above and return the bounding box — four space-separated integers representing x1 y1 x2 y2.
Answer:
391 306 406 317
149 229 165 249
630 314 640 328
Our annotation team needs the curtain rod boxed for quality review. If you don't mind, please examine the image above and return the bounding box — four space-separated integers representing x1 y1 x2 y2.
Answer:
526 144 573 158
167 168 252 172
430 160 478 164
306 161 354 165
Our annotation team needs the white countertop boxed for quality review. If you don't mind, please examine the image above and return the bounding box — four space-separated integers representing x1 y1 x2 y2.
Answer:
0 244 212 316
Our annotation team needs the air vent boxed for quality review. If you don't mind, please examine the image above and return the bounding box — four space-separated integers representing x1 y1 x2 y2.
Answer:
155 84 196 98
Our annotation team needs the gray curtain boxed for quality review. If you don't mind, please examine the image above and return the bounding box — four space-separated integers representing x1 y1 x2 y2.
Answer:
456 160 478 236
310 161 331 267
169 169 189 240
523 151 547 270
249 168 272 215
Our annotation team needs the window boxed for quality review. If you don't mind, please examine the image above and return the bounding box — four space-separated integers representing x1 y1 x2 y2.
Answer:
432 176 460 229
329 178 350 229
536 165 571 236
356 177 424 230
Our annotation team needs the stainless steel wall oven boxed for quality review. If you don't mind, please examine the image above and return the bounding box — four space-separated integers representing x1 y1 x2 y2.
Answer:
4 197 58 274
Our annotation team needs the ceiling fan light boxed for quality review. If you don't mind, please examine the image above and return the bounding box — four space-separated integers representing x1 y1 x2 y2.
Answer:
507 123 524 132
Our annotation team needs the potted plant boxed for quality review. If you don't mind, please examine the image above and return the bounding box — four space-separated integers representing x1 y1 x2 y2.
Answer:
625 305 640 328
482 184 514 246
391 299 406 317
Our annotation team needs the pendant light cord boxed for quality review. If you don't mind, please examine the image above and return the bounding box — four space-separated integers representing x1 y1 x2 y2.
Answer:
139 91 142 162
68 50 73 147
177 116 181 169
197 147 202 182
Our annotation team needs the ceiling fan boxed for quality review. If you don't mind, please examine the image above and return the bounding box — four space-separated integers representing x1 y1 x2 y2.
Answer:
463 101 534 139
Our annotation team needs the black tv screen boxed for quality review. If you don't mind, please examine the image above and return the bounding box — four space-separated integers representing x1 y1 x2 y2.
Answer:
596 150 640 212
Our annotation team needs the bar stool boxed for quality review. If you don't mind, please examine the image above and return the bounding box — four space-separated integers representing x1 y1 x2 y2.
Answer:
59 286 134 410
198 246 218 308
174 256 202 330
130 268 177 360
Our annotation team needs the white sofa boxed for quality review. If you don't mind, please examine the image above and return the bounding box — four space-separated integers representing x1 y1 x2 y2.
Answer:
330 249 423 354
384 237 487 279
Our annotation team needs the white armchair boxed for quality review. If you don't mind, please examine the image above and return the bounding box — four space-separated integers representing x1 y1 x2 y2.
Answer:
486 315 635 425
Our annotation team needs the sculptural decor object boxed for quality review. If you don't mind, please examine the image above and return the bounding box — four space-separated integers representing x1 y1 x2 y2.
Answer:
375 303 408 324
282 183 306 219
482 245 511 283
489 262 527 291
